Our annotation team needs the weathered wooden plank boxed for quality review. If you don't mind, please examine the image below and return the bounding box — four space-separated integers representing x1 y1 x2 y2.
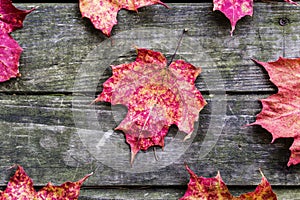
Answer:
0 185 297 199
78 187 300 200
1 3 300 198
0 94 299 187
0 3 298 92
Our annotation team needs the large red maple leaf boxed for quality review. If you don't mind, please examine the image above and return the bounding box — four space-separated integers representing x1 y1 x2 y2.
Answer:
79 0 168 36
94 48 207 164
0 0 34 82
213 0 253 36
180 164 277 200
249 57 300 166
0 165 92 199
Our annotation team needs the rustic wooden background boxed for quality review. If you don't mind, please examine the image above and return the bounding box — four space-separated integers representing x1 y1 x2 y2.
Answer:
0 1 300 199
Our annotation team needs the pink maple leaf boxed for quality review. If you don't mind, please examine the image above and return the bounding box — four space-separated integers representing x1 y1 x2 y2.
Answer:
0 0 34 82
249 57 300 166
285 0 298 5
79 0 168 36
0 31 22 82
213 0 253 36
0 0 34 34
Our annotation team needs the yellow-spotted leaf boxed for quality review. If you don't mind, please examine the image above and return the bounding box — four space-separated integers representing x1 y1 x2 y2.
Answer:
180 164 277 200
0 165 92 199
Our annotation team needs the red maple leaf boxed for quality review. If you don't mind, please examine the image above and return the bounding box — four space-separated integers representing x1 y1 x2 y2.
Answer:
249 57 300 166
79 0 168 36
0 0 34 34
94 48 207 164
180 164 277 200
0 165 92 199
0 31 22 82
0 0 34 82
285 0 298 5
213 0 253 36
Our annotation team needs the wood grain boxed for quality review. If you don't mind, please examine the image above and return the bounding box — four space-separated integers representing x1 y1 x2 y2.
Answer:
0 94 299 187
78 187 300 200
0 2 300 199
1 3 299 93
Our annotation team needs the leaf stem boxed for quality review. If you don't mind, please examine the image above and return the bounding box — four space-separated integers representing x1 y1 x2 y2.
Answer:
153 147 159 161
167 28 188 66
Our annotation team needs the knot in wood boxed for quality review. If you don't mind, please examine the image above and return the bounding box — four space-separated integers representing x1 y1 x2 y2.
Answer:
279 17 289 26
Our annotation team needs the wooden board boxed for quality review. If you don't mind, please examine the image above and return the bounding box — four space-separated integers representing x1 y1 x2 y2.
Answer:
0 95 299 183
0 2 300 199
78 187 300 199
2 3 300 93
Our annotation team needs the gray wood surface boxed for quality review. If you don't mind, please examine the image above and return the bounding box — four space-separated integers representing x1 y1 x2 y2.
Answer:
2 2 300 93
0 2 300 199
78 187 300 200
0 95 299 184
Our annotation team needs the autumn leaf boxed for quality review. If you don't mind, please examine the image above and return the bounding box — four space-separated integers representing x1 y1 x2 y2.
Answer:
0 165 92 199
180 164 233 200
0 0 34 34
285 0 298 5
249 57 300 166
0 0 34 82
94 47 207 164
238 174 277 199
0 30 22 82
79 0 168 36
180 164 277 200
213 0 253 36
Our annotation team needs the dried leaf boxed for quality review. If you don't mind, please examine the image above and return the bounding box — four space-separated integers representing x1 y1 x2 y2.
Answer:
36 175 92 199
285 0 298 5
237 173 277 200
180 164 233 200
180 164 277 200
94 48 207 164
0 165 92 199
0 165 35 199
0 30 22 82
0 0 34 34
79 0 168 36
249 57 300 166
213 0 253 36
0 0 34 82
